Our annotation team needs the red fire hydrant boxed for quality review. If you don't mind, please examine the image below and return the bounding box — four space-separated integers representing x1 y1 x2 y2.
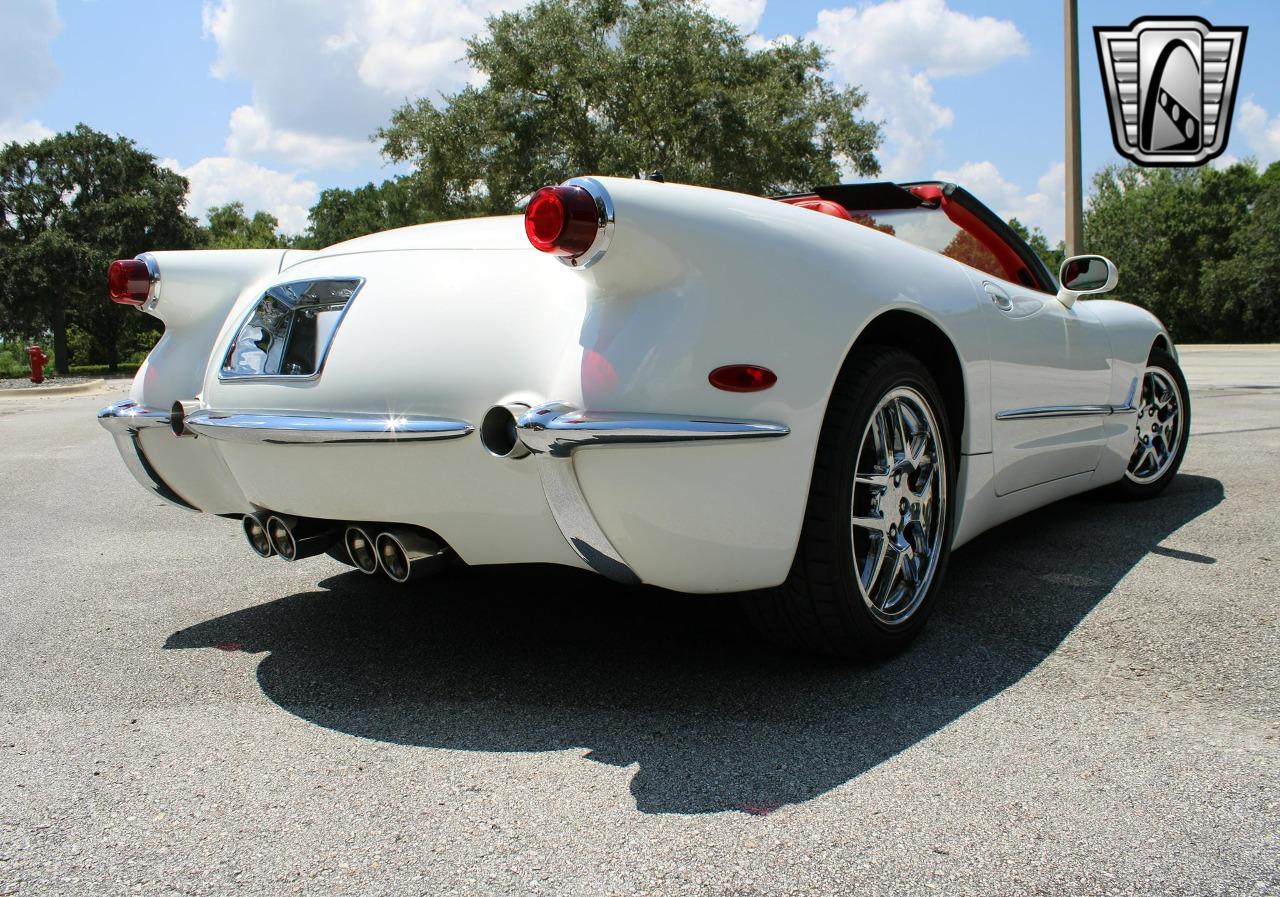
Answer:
28 345 49 384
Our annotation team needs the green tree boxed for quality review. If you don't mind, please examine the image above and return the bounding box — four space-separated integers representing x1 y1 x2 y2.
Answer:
378 0 880 218
1083 162 1257 341
203 201 286 249
0 125 199 373
1008 217 1065 278
1199 161 1280 340
302 177 436 248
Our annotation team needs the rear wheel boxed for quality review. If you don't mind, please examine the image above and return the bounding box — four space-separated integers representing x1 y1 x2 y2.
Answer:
747 348 956 660
1107 348 1189 500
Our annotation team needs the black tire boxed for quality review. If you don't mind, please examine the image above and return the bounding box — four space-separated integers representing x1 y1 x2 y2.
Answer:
1106 348 1190 501
746 347 957 660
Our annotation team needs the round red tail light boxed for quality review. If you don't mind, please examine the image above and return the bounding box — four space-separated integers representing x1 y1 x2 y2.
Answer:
524 185 603 259
709 365 778 392
108 258 152 306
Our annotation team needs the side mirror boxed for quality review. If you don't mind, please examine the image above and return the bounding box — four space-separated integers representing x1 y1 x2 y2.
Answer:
1057 255 1118 307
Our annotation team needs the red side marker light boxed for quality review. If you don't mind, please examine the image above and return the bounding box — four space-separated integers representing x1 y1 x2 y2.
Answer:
108 259 151 306
709 364 777 392
524 185 601 258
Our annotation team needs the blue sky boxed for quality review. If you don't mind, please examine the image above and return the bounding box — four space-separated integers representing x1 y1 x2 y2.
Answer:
3 0 1276 239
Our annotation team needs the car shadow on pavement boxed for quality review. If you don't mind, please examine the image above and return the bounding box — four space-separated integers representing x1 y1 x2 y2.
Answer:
165 474 1223 815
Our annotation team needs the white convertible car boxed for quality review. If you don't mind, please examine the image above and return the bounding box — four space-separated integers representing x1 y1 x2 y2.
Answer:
99 176 1189 658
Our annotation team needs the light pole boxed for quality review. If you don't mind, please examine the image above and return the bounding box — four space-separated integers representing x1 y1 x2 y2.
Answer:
1064 0 1084 256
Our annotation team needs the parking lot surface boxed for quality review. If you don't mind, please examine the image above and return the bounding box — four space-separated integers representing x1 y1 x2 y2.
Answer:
1 346 1276 896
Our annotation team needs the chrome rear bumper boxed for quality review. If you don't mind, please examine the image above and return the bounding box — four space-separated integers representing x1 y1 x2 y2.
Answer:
102 398 789 584
183 410 473 444
97 401 197 511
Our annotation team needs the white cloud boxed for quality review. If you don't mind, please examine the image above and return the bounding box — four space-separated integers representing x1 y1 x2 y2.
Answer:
201 0 524 170
0 0 60 147
226 105 374 169
165 156 319 235
0 0 60 122
1237 98 1280 166
809 0 1028 178
934 160 1066 243
703 0 766 34
0 118 54 147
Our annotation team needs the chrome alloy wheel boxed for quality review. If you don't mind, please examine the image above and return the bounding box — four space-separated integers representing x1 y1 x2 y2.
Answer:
849 386 948 627
1126 366 1184 484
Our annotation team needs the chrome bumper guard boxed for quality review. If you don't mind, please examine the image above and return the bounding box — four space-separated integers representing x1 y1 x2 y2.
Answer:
516 402 790 584
97 401 198 511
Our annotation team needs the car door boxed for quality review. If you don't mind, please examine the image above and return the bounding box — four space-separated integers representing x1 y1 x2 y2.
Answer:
965 268 1114 495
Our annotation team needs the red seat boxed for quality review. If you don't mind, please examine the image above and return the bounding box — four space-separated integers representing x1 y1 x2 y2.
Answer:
780 197 854 221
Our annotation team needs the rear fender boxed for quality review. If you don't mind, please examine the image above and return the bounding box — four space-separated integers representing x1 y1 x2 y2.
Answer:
131 249 311 409
542 177 988 590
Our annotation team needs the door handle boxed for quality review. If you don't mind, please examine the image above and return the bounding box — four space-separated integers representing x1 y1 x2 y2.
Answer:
983 281 1013 311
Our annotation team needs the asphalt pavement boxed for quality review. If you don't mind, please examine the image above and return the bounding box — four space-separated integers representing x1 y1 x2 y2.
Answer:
0 346 1276 896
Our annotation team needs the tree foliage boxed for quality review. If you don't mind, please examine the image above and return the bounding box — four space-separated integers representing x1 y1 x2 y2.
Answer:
1199 163 1280 340
1084 161 1276 342
203 202 286 249
1008 217 1065 277
0 125 199 372
300 177 436 248
377 0 880 218
941 229 1005 278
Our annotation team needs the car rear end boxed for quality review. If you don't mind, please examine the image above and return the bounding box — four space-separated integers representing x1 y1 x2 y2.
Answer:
99 177 970 592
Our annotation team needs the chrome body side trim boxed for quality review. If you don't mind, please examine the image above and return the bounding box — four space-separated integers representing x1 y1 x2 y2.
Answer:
516 402 790 584
994 403 1137 421
97 401 198 511
183 410 474 445
558 177 614 270
516 403 791 458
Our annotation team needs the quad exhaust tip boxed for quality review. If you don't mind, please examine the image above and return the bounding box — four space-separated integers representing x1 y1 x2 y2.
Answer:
265 514 338 562
375 528 448 583
266 515 299 561
242 512 275 558
244 514 445 581
343 525 380 575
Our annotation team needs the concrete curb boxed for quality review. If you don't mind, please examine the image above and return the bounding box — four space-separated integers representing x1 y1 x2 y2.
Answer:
0 378 107 400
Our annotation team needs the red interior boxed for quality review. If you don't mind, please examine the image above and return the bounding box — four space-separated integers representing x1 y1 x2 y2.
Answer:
778 196 853 221
780 186 1031 286
905 185 1028 285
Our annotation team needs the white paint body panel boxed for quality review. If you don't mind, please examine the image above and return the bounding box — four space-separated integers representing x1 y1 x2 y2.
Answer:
968 268 1115 496
110 177 1172 592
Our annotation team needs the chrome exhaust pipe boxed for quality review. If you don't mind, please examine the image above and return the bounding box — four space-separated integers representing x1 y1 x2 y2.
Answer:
170 399 200 437
479 404 531 459
266 514 338 562
242 512 275 558
375 528 448 583
343 525 380 575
